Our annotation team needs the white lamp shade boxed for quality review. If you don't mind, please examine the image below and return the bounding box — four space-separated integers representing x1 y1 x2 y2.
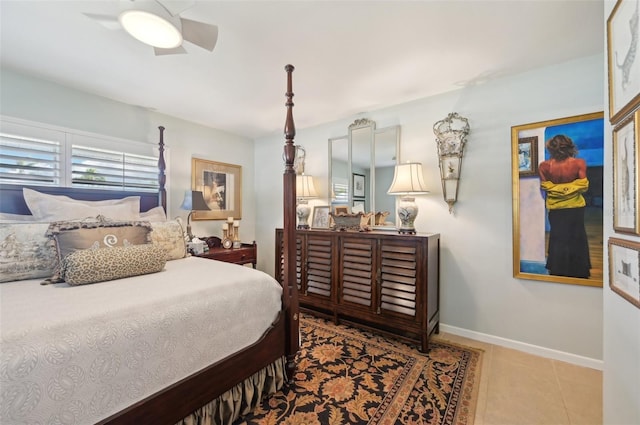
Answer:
296 174 319 199
387 163 429 195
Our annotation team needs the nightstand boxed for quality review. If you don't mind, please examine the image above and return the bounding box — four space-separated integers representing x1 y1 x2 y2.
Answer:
195 236 257 268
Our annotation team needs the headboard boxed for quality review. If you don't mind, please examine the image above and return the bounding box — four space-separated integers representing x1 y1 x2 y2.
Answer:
0 126 167 215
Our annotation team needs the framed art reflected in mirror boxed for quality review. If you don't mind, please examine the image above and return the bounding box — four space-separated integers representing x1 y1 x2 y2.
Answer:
512 112 604 287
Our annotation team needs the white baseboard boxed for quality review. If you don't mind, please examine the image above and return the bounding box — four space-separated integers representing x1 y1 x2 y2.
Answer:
440 323 603 371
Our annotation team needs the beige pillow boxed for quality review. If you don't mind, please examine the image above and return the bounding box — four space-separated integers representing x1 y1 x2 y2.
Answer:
140 206 167 222
0 222 57 282
23 188 140 221
61 244 166 285
149 219 187 261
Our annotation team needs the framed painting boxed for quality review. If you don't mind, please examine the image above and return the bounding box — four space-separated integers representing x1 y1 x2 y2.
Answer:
607 0 640 124
518 136 539 176
311 206 330 229
613 108 640 234
353 173 365 198
511 112 604 287
608 237 640 308
334 206 349 215
191 158 242 220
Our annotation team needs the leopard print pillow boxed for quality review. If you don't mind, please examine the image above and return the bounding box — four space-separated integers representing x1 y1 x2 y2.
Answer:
61 244 166 286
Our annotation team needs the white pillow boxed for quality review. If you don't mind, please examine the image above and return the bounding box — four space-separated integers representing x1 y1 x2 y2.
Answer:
0 212 36 222
140 206 167 222
23 188 141 221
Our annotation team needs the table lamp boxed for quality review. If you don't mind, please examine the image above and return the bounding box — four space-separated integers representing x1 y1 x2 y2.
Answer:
180 190 211 240
296 174 318 229
387 162 429 234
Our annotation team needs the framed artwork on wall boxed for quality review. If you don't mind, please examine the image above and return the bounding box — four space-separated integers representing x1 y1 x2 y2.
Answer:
608 237 640 309
352 173 365 198
607 0 640 124
613 108 640 234
518 136 539 176
191 158 242 220
511 112 604 287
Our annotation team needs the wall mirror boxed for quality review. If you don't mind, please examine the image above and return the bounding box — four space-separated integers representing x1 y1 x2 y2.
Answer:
328 118 400 228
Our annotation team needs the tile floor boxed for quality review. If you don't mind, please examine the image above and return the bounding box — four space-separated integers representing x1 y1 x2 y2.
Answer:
433 333 603 425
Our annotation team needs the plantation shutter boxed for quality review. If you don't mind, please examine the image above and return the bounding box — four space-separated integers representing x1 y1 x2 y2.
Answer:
71 145 158 191
0 133 61 186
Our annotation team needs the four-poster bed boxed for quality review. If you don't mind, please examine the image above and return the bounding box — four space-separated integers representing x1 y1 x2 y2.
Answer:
0 66 299 424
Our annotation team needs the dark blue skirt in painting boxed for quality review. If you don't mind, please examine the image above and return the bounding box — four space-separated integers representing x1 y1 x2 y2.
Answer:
546 207 591 278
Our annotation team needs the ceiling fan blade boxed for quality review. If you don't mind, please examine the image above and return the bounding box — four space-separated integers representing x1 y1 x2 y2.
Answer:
180 18 218 51
154 45 188 56
83 13 121 30
155 0 196 16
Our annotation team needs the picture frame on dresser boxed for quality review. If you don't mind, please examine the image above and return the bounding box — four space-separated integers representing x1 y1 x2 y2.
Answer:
613 108 640 234
608 237 640 309
607 0 640 124
511 112 604 287
311 205 330 229
191 158 242 220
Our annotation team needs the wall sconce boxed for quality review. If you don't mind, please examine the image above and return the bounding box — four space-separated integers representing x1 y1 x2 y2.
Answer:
387 162 429 234
180 190 211 240
433 112 470 214
296 174 318 229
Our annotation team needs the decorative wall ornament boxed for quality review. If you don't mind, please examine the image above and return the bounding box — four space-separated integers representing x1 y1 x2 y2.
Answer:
433 112 470 214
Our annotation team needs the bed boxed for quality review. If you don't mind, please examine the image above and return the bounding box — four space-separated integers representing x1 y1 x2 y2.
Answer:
0 66 300 424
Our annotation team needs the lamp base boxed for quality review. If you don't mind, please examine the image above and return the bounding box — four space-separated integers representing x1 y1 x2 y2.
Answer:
396 196 419 234
296 200 311 230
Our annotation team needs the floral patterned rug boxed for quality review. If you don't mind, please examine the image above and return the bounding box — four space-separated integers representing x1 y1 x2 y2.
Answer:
235 315 483 425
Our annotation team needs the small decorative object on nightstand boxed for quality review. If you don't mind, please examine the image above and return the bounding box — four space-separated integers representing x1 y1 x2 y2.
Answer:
196 236 257 268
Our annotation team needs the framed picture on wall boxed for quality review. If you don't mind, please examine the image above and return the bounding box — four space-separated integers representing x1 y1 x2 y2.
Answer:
518 136 539 176
613 108 640 234
607 0 640 124
511 112 604 287
608 237 640 309
191 157 242 220
352 173 365 198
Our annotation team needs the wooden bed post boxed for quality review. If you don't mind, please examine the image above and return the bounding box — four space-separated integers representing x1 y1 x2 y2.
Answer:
158 126 167 212
283 64 300 379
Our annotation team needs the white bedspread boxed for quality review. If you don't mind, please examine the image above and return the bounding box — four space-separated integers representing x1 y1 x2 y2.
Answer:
0 257 282 424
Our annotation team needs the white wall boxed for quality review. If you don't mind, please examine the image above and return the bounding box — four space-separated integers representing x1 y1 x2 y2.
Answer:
0 67 257 241
255 54 604 362
603 1 640 423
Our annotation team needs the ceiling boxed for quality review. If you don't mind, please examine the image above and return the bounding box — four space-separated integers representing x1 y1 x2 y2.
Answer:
0 1 604 140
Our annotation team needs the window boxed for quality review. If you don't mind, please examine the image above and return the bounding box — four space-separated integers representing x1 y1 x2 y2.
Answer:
0 119 159 192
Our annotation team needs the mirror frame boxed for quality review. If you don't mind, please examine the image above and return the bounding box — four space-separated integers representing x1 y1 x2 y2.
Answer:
328 119 400 229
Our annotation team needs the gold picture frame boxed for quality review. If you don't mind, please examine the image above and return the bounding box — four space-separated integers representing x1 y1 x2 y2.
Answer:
191 158 242 220
608 237 640 309
613 108 640 234
607 0 640 124
511 112 604 287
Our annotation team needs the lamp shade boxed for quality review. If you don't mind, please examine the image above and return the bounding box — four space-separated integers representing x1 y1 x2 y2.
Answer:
119 8 182 49
296 175 319 199
387 163 429 195
180 190 211 211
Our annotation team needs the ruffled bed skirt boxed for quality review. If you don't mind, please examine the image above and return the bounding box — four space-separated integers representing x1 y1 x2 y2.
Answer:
176 356 286 425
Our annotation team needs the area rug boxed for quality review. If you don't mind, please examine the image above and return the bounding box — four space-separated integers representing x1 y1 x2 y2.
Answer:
235 315 483 425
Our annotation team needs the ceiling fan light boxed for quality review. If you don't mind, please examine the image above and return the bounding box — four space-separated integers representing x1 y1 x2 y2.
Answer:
119 10 182 49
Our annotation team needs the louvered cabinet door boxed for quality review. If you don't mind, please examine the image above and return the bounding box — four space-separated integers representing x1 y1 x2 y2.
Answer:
303 235 333 299
339 238 376 309
378 241 419 320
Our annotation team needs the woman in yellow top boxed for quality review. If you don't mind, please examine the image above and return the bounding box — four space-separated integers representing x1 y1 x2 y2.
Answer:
538 134 591 278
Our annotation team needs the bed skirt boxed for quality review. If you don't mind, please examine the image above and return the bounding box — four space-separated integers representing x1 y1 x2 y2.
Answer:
176 356 287 425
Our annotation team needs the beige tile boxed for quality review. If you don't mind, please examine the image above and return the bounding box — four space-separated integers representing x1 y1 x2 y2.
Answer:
483 351 570 425
553 361 603 425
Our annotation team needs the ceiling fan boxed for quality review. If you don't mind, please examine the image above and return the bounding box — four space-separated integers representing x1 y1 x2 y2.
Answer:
84 0 218 56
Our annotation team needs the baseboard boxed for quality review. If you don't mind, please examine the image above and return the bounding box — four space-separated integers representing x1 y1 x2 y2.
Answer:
440 323 603 371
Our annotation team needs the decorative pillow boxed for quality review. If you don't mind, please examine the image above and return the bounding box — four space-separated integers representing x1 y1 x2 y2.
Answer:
23 188 141 221
0 222 57 283
45 217 153 282
140 206 167 222
61 244 166 286
149 218 187 261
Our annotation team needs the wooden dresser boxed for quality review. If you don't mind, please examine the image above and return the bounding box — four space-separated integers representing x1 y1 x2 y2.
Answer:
275 229 440 351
